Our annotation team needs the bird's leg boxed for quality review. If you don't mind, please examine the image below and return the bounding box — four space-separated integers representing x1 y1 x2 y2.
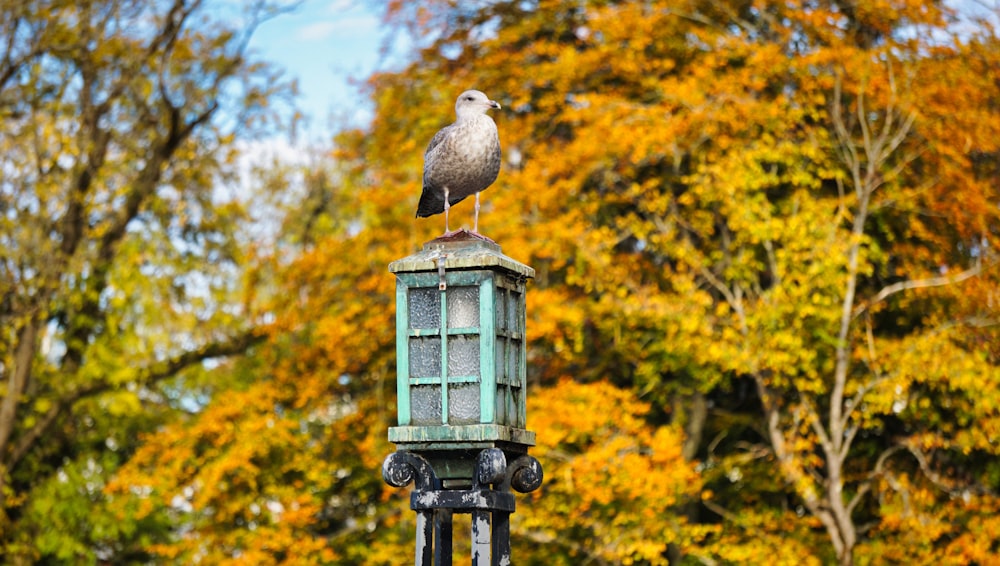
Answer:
473 192 481 233
443 186 451 234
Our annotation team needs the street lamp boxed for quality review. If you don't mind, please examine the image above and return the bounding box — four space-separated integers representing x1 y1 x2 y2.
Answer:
383 230 542 565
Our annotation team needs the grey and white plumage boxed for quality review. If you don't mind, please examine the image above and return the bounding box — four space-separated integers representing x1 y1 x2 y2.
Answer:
416 89 501 233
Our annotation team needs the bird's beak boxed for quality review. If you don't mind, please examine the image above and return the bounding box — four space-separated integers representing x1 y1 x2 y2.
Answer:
489 100 501 110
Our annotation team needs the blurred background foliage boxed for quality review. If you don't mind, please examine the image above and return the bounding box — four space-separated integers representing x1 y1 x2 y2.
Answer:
1 0 999 564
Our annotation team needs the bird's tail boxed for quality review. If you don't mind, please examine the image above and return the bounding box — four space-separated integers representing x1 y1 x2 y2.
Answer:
415 186 445 217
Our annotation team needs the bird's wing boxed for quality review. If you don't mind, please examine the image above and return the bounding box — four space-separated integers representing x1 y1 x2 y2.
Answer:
424 124 452 158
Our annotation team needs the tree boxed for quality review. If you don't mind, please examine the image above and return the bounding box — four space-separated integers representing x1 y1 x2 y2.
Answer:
369 0 1000 562
0 0 292 560
107 157 410 562
516 379 704 565
104 0 1000 563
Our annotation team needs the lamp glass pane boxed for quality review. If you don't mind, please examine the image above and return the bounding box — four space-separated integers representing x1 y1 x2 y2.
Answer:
408 287 440 329
446 286 479 328
510 384 523 428
495 385 507 423
508 339 520 385
449 384 480 424
447 335 479 377
507 291 520 332
409 337 441 378
496 289 507 332
495 336 507 383
411 385 442 424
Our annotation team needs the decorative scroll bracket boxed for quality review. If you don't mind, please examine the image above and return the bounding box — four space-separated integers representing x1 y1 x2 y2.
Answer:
382 449 543 566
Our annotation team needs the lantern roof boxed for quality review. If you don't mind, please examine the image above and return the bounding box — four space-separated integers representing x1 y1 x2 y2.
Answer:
389 229 535 279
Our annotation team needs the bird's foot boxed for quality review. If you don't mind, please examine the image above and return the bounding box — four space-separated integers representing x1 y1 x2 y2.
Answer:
437 227 492 241
468 230 496 244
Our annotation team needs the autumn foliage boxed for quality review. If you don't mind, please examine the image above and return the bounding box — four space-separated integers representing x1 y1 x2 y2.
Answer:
2 0 1000 563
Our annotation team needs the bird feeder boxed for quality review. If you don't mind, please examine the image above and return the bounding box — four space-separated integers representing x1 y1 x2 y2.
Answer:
388 230 535 480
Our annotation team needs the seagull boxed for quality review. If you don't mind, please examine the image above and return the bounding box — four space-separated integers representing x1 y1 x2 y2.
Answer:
416 90 501 234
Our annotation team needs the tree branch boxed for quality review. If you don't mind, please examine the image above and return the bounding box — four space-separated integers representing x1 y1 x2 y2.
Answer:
762 395 845 558
8 329 265 469
0 318 41 464
852 263 984 319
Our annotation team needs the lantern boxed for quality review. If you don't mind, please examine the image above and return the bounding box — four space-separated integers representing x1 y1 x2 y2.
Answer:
388 231 534 481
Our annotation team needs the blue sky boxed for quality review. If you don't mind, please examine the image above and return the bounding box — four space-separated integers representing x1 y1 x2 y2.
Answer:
247 1 392 136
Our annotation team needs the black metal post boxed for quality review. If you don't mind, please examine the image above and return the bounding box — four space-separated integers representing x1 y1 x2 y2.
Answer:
417 510 434 565
491 509 510 565
471 509 490 566
382 448 543 565
434 510 453 566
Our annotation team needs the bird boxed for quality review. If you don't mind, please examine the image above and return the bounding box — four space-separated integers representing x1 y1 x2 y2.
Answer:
416 89 502 235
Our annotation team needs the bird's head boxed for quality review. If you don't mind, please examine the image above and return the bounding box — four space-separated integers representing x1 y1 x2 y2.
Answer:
455 90 501 119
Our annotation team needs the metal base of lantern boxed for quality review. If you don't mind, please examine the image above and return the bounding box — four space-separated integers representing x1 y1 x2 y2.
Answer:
389 424 535 445
388 423 535 486
383 448 543 566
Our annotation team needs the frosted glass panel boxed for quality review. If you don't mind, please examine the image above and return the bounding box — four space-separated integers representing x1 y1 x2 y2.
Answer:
447 286 479 328
449 384 481 424
507 340 520 385
507 292 520 331
411 385 442 424
495 337 507 382
409 337 441 378
495 385 507 423
408 288 440 329
448 335 480 377
510 385 523 427
496 290 507 332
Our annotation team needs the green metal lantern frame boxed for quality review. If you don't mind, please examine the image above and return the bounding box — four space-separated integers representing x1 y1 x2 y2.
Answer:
388 234 535 448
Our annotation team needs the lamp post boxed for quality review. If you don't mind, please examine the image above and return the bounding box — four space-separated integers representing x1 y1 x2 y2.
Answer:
382 229 543 566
